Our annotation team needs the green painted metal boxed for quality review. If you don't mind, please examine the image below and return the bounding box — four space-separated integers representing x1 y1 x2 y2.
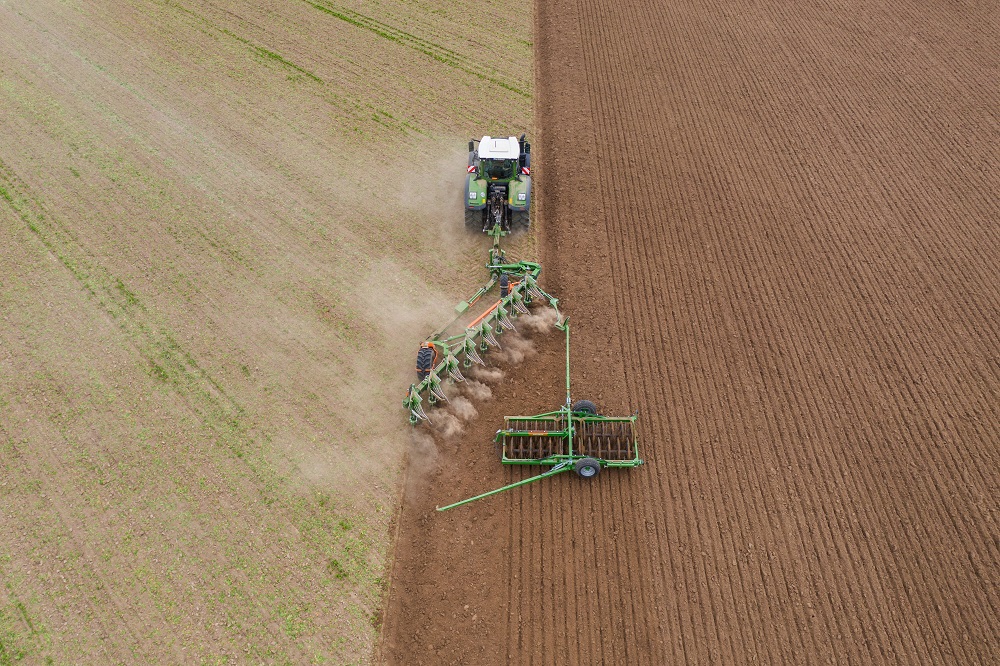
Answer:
506 177 530 212
403 238 561 424
435 461 573 512
436 322 643 511
558 317 572 408
466 174 487 208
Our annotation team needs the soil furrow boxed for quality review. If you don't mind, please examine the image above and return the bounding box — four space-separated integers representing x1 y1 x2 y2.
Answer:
381 0 999 662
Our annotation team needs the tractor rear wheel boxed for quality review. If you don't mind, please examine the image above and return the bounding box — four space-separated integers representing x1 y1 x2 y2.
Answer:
465 209 482 230
574 457 602 479
572 400 598 415
512 210 530 230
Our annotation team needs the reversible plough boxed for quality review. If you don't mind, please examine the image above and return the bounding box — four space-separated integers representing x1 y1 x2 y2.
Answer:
402 134 644 510
403 227 560 424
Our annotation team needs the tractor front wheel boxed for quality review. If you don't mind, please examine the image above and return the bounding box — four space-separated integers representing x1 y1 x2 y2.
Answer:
574 457 602 479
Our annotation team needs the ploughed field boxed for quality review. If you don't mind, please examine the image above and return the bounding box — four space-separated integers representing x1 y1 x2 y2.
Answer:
381 0 999 663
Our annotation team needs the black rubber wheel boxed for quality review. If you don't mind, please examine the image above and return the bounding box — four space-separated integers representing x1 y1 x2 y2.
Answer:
512 210 530 230
572 399 598 415
465 208 483 230
416 345 434 381
574 457 602 479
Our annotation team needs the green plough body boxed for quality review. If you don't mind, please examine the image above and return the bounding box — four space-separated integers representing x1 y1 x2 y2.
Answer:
403 241 561 424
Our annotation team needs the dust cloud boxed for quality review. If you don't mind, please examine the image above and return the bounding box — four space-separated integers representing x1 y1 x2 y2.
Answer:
421 393 479 439
496 332 536 364
448 396 478 421
431 411 464 438
467 367 503 384
394 138 478 241
405 430 439 495
519 308 560 333
461 379 495 400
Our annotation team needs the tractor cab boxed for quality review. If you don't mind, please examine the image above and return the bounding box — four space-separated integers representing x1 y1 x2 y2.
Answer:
477 136 520 180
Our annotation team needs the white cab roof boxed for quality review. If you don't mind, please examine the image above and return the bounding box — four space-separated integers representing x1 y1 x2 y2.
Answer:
477 136 520 159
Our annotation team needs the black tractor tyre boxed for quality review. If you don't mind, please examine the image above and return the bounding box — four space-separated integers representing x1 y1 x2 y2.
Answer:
416 345 435 381
574 457 602 479
465 208 483 230
572 399 598 415
512 210 530 230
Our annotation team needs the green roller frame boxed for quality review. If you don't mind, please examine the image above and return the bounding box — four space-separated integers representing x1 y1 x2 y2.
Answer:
403 228 561 424
436 319 643 511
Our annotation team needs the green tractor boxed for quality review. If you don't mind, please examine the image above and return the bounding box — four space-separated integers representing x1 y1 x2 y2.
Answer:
465 135 532 233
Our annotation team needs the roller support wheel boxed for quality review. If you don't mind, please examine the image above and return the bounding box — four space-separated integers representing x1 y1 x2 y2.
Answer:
574 457 602 479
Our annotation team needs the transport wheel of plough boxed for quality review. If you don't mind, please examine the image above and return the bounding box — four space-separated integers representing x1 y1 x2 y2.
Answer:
574 457 602 479
571 400 598 415
416 345 435 381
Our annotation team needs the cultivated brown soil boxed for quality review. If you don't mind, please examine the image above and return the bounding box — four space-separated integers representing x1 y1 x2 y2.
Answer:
380 0 999 663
